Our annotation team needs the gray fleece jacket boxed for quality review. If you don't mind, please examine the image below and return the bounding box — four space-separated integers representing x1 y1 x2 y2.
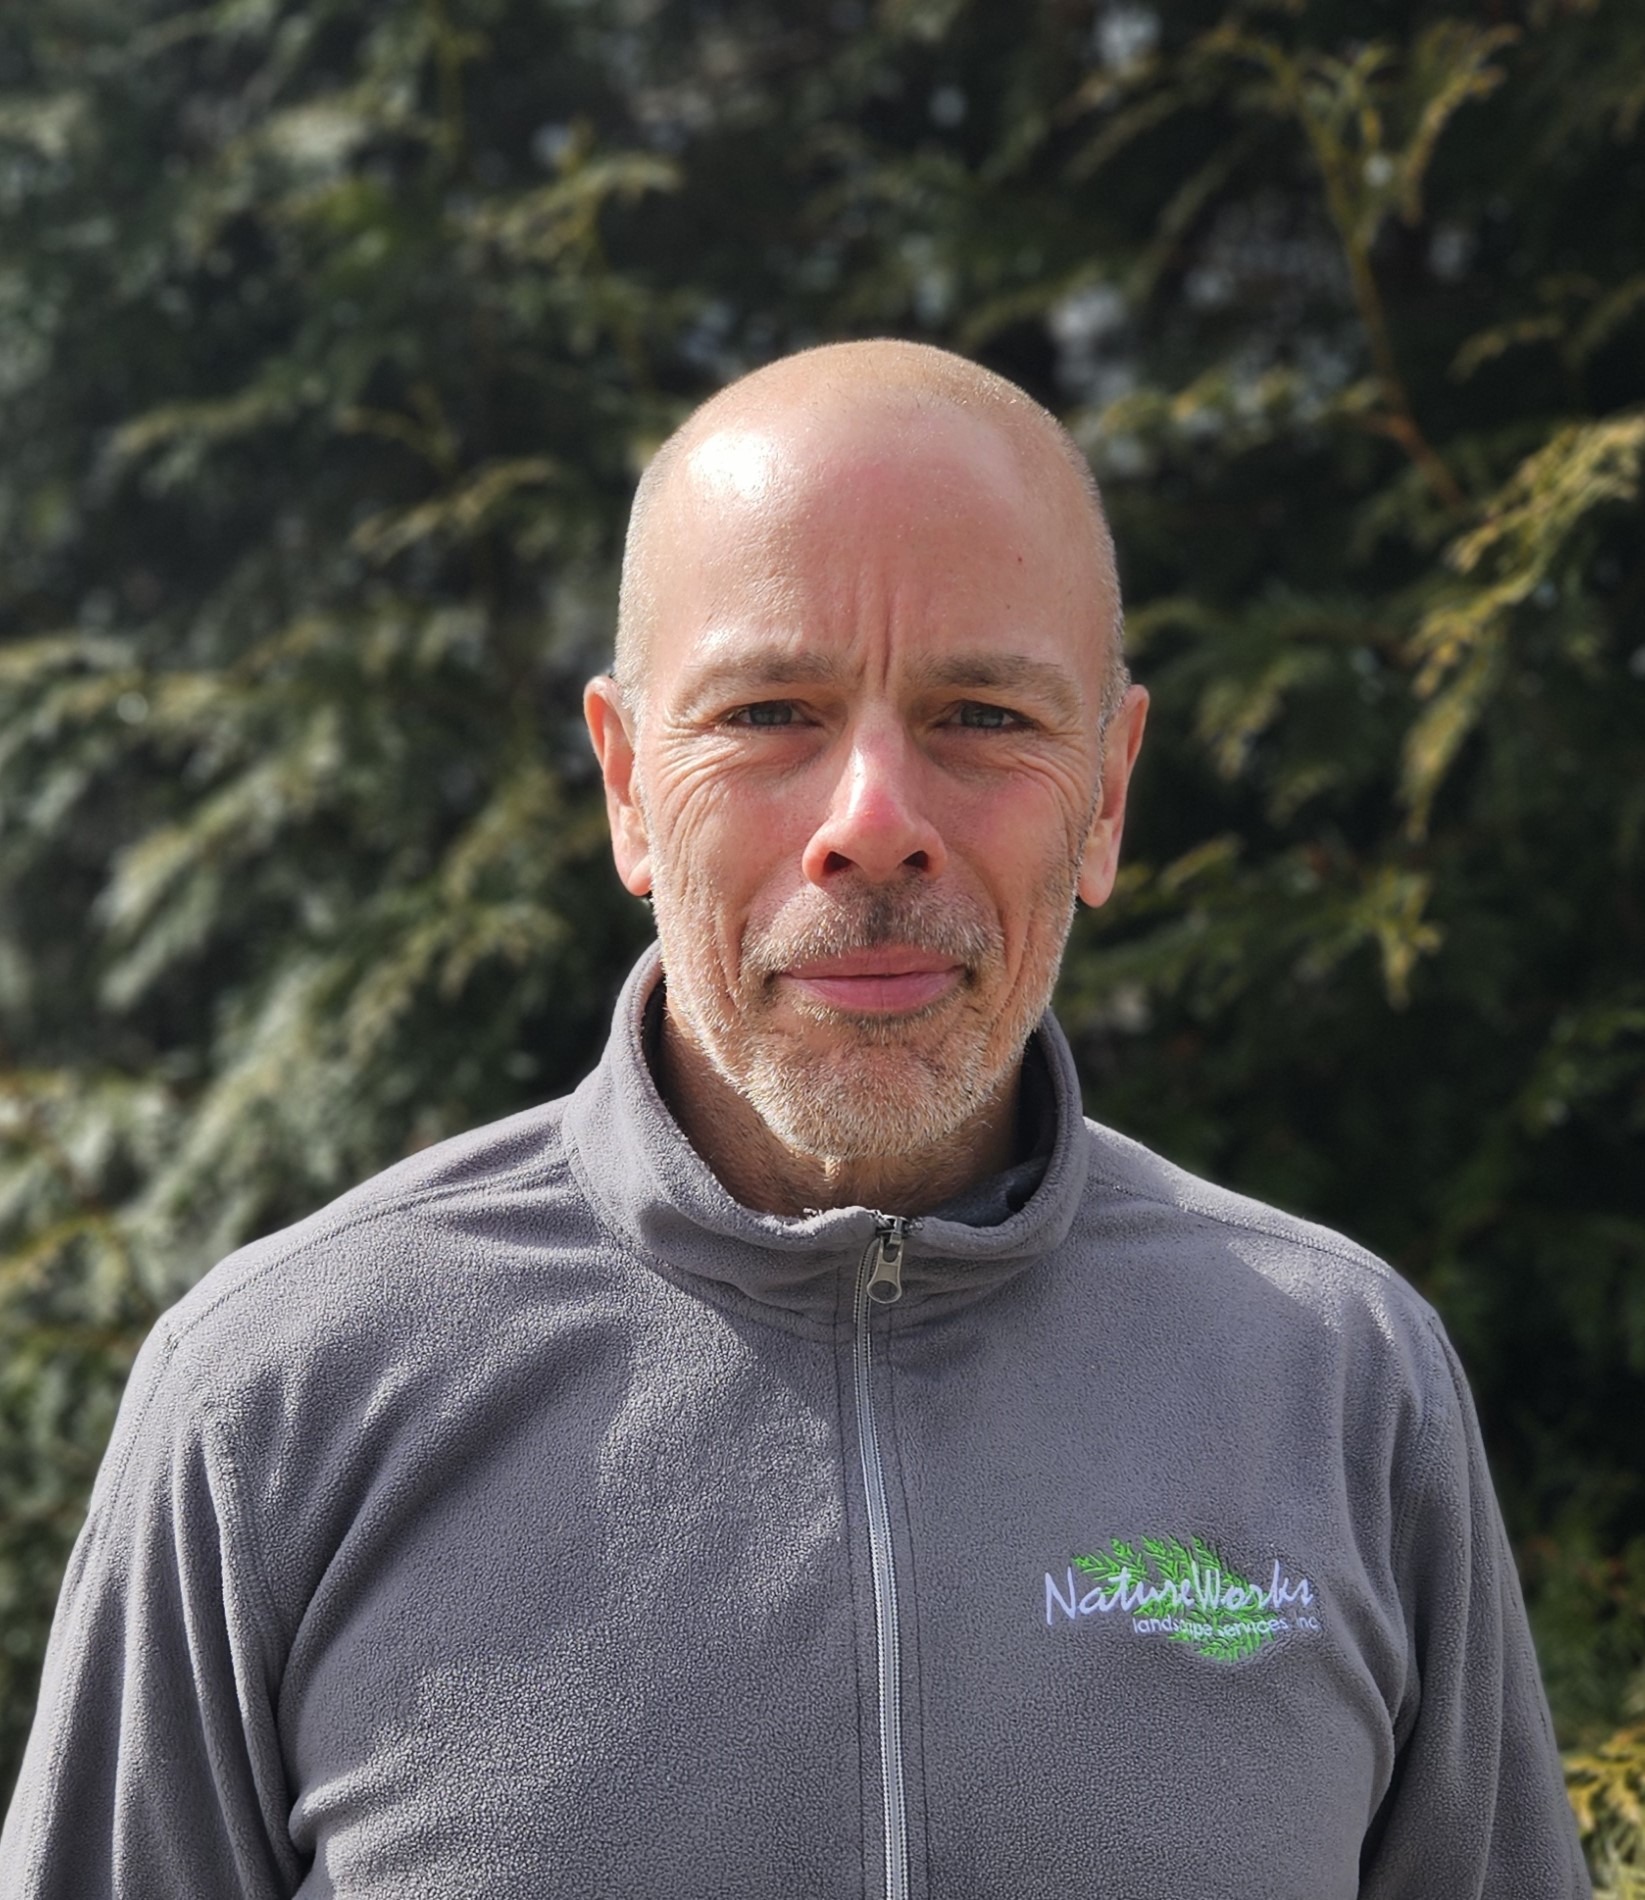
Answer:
1 950 1589 1899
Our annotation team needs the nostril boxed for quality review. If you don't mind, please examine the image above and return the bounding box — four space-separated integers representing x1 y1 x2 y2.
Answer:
819 847 933 877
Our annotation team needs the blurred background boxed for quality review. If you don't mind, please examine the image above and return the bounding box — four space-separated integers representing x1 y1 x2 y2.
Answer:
2 0 1642 1880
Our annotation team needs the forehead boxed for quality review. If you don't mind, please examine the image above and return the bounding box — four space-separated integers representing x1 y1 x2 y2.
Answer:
646 400 1108 705
681 398 1044 547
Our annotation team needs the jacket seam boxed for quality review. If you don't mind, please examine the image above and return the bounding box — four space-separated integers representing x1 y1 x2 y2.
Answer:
198 1393 290 1676
86 1319 183 1560
1389 1313 1449 1582
1380 1309 1451 1752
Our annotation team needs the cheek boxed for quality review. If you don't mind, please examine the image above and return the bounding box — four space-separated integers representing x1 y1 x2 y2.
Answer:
644 754 818 887
642 764 746 872
643 782 809 965
959 783 1090 907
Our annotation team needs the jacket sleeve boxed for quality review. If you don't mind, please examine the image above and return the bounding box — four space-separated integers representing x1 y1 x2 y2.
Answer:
1358 1317 1591 1899
0 1321 301 1899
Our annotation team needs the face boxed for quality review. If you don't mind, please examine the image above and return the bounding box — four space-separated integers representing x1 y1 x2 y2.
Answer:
587 400 1146 1166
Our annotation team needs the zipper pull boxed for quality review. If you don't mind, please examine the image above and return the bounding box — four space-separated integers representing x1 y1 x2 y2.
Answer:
864 1215 915 1306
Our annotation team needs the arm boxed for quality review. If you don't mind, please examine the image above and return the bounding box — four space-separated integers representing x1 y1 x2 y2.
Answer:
0 1321 299 1899
1359 1319 1591 1898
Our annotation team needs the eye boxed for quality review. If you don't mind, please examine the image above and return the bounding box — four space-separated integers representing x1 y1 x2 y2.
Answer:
949 701 1022 730
725 700 801 728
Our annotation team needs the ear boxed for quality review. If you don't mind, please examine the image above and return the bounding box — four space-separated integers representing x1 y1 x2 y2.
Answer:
1077 684 1148 910
583 675 653 897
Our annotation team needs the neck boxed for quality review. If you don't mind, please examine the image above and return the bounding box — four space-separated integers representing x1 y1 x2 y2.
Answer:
653 1011 1021 1218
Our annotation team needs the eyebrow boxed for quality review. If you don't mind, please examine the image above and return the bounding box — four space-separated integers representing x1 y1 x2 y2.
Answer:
917 652 1084 724
678 648 840 704
676 644 1086 724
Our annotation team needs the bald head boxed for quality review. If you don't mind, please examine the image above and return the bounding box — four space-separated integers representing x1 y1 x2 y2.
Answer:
615 340 1126 725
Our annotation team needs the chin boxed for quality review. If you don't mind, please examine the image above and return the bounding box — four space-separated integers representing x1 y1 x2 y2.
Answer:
736 1036 1006 1164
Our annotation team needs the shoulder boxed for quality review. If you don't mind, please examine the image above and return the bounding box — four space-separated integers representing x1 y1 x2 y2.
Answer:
72 1091 629 1652
1075 1116 1455 1406
136 1092 601 1418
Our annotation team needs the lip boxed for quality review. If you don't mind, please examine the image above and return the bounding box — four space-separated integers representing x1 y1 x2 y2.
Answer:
781 948 965 1014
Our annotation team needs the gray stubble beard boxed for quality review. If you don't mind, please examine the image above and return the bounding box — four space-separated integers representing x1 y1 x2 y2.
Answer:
652 871 1077 1166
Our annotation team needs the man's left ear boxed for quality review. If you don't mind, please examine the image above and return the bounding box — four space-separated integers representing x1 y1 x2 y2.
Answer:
1077 684 1148 910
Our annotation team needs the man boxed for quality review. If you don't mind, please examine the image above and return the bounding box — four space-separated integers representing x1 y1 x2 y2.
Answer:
2 341 1588 1898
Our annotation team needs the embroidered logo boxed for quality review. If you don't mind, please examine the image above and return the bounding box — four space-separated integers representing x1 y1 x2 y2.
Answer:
1044 1535 1321 1662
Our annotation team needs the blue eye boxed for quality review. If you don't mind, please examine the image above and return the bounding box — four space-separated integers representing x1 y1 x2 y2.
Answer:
954 702 1013 729
731 701 798 727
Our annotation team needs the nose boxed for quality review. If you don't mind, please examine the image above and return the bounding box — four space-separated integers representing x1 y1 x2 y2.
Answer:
800 722 948 887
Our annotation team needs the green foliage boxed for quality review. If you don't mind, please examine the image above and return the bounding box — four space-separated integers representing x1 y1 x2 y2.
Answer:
0 0 665 1783
1568 1716 1645 1899
2 5 1642 1882
1042 8 1645 1782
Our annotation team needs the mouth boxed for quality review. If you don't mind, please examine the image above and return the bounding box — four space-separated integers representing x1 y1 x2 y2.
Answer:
780 947 966 1015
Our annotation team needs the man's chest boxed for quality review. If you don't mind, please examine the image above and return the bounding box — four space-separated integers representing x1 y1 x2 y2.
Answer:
274 1285 1402 1899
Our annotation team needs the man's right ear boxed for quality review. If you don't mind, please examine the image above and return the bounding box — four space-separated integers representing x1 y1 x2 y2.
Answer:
583 675 653 897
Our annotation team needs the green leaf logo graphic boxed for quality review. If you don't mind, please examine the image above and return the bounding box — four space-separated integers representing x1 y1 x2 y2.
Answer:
1070 1535 1300 1662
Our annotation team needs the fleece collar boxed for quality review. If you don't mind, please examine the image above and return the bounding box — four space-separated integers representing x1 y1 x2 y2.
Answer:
562 948 1092 1327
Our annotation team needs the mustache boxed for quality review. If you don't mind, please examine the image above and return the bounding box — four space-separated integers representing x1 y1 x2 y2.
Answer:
743 886 999 978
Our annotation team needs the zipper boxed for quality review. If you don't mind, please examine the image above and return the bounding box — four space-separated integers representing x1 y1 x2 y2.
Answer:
865 1217 909 1306
854 1213 917 1900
